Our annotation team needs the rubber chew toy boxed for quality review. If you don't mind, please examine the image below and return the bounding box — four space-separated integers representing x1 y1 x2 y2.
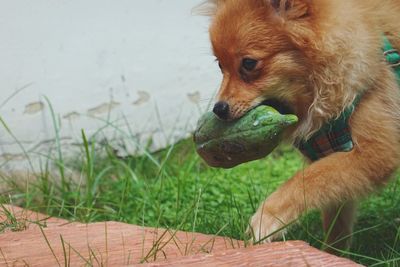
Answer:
193 105 298 168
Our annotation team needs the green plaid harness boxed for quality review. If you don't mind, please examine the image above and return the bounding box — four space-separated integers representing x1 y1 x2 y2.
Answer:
298 37 400 161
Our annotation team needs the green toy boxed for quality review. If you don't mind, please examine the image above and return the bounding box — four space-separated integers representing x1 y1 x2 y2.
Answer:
193 105 298 168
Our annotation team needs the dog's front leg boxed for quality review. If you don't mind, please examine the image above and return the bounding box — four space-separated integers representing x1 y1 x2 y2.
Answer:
248 140 399 243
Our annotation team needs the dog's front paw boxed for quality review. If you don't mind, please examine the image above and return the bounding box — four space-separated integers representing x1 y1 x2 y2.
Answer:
247 208 288 243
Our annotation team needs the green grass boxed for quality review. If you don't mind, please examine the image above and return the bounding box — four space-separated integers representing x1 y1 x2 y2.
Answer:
1 134 400 266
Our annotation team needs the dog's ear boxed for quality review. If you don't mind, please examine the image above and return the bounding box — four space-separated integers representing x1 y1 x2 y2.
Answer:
268 0 311 20
193 0 225 16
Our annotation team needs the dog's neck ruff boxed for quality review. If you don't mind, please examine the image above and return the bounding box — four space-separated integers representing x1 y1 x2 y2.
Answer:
297 36 400 161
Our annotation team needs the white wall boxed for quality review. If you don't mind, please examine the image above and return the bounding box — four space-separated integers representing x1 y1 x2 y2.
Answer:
0 0 220 171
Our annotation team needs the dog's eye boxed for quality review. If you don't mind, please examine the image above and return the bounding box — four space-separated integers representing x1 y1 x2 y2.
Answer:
242 58 258 71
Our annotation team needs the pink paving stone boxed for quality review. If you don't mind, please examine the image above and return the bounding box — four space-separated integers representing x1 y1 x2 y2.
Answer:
141 241 363 267
0 205 362 266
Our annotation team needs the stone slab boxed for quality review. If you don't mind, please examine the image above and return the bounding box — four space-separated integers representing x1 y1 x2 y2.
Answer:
0 205 362 266
141 241 362 267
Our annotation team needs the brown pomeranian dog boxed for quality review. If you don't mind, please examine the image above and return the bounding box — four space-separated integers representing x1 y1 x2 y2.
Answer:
199 0 400 251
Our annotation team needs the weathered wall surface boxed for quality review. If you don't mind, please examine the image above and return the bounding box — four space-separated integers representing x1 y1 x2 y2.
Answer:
0 0 220 170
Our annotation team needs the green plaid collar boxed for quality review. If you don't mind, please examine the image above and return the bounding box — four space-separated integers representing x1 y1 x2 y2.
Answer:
298 36 400 161
383 36 400 80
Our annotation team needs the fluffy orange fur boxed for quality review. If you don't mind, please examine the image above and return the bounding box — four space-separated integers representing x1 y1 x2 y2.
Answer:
202 0 400 251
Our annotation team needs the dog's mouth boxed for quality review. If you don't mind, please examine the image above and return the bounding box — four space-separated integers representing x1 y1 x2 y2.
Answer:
258 99 294 115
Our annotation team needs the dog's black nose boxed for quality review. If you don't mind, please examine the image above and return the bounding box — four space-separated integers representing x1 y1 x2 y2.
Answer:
213 101 230 120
